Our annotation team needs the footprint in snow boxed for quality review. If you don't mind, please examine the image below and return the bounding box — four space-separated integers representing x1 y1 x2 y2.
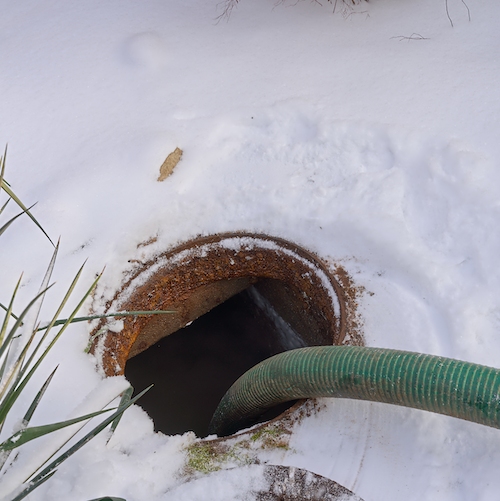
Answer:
122 32 168 71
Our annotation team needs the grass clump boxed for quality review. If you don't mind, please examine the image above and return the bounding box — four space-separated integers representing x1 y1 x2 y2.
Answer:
0 147 157 501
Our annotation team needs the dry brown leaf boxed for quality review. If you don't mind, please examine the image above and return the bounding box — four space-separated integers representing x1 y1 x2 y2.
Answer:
158 147 183 181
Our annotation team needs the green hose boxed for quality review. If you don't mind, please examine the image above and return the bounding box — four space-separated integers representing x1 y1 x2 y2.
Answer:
208 346 500 437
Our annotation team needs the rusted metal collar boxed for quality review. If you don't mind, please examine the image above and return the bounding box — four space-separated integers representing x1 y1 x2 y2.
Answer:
90 232 346 376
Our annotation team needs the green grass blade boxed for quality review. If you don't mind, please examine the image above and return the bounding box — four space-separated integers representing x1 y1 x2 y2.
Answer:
0 182 54 246
0 285 53 395
0 204 36 238
22 241 59 343
42 238 59 282
13 260 89 386
25 392 125 481
0 335 17 437
0 366 59 473
0 197 10 215
84 326 109 354
81 311 175 354
0 275 22 347
0 408 116 452
1 323 38 396
8 470 56 501
0 340 12 396
29 385 153 485
1 244 59 386
37 310 175 331
34 240 59 315
0 144 7 192
0 268 99 429
22 366 58 426
0 284 53 364
106 386 133 444
23 266 97 373
20 262 87 377
0 301 19 321
0 328 36 415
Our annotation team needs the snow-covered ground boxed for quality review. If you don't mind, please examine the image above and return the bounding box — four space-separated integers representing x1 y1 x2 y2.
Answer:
1 0 500 499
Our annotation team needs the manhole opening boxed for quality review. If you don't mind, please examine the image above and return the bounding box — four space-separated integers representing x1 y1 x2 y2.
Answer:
91 233 346 437
125 279 321 437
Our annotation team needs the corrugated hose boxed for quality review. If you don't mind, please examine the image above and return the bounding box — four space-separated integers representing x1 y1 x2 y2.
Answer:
209 346 500 437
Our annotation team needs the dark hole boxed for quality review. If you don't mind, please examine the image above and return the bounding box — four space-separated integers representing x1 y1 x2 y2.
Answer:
124 283 314 437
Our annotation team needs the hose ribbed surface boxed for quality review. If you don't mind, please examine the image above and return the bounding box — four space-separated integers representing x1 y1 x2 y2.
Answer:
208 346 500 437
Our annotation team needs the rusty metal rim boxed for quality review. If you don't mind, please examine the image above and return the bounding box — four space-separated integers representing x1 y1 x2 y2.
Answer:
90 231 347 381
108 232 346 306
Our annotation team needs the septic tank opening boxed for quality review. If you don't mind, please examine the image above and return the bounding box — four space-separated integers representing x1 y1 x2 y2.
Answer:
91 233 346 437
125 281 311 437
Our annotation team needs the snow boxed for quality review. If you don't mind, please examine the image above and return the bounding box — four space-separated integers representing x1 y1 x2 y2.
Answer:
1 0 500 499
